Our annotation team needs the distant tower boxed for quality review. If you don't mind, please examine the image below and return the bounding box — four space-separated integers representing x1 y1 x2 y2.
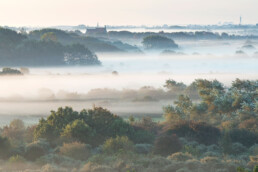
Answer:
239 16 242 25
97 22 99 27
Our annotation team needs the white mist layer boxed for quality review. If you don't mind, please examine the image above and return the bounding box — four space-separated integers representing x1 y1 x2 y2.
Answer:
0 54 258 98
0 40 257 122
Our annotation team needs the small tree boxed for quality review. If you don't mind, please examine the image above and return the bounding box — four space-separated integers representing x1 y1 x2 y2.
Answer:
102 136 134 154
142 35 178 49
0 136 11 159
59 142 91 161
153 134 182 156
61 119 95 144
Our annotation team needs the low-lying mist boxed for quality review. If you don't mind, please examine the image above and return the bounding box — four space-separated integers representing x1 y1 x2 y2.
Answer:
0 39 258 125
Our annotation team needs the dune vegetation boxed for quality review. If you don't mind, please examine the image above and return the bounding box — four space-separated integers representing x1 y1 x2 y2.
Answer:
0 78 257 172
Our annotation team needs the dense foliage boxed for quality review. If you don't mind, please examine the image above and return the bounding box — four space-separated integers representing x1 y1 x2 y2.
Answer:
0 28 100 66
28 28 141 53
142 35 179 49
0 78 257 171
33 106 152 146
0 67 23 75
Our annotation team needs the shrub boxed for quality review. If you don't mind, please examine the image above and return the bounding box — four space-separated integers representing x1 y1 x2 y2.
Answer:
34 118 57 142
207 144 220 152
133 116 160 134
86 107 134 146
8 155 26 163
0 136 11 159
25 144 46 161
164 120 221 145
219 131 233 154
24 139 50 161
142 35 178 49
0 67 23 75
4 155 29 171
227 129 258 147
59 142 91 161
134 144 152 154
249 144 258 155
182 145 202 157
237 167 250 172
34 107 84 142
231 143 247 155
253 166 258 172
2 119 26 146
130 129 155 144
148 156 172 169
167 152 193 161
108 118 135 139
102 136 134 154
61 119 95 144
153 134 182 156
25 125 37 143
185 159 201 170
37 153 81 168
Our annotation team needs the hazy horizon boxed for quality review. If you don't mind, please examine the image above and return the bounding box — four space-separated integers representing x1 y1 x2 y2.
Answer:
0 0 257 27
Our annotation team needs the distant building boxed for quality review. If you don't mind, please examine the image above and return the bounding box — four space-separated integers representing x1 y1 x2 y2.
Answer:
86 26 107 37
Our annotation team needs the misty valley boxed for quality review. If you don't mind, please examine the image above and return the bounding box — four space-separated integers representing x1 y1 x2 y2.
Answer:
0 25 257 172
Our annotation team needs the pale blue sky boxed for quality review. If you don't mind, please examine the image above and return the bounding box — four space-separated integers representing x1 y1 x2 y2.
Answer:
0 0 257 26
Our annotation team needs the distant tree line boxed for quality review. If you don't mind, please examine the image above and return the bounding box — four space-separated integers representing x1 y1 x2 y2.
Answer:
142 35 179 49
28 28 140 53
0 68 23 75
108 30 258 40
0 28 101 66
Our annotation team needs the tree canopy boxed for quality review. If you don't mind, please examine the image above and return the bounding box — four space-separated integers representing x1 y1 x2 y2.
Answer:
142 35 179 49
0 28 101 66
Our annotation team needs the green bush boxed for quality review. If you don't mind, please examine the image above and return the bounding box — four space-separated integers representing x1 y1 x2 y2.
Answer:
228 129 258 147
153 134 182 156
164 120 221 145
24 139 50 161
86 107 133 145
2 119 26 146
253 166 258 172
134 144 152 154
133 116 160 134
142 35 178 49
37 153 81 168
102 136 134 154
237 167 250 172
59 142 91 161
0 136 11 159
0 68 23 75
130 129 155 144
34 118 58 142
231 143 247 155
61 119 95 144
